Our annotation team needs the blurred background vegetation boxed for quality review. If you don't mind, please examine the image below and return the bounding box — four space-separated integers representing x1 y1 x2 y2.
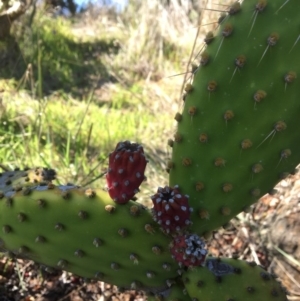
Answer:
0 0 221 201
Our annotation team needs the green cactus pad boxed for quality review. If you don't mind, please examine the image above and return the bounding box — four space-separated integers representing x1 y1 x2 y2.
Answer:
183 257 287 301
147 283 191 301
0 184 178 291
169 0 300 234
0 167 56 194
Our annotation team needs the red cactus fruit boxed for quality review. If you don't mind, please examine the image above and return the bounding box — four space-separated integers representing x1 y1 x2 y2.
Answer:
106 141 148 204
151 185 192 233
170 233 207 267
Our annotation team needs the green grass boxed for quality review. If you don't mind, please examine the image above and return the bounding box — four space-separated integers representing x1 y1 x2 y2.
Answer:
0 86 173 197
1 12 118 97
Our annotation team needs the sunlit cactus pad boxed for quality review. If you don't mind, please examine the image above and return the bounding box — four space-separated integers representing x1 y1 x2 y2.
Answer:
0 167 56 194
0 184 178 291
169 0 300 235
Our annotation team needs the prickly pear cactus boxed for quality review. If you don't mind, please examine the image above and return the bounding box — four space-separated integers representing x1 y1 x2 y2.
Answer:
148 283 190 301
169 0 300 235
0 184 178 291
0 0 299 300
183 257 288 301
0 167 56 194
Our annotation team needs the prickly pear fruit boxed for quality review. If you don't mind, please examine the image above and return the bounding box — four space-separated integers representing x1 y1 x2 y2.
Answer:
183 257 287 301
106 141 148 204
0 183 178 291
0 167 56 194
151 186 192 234
169 233 207 267
169 0 300 235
